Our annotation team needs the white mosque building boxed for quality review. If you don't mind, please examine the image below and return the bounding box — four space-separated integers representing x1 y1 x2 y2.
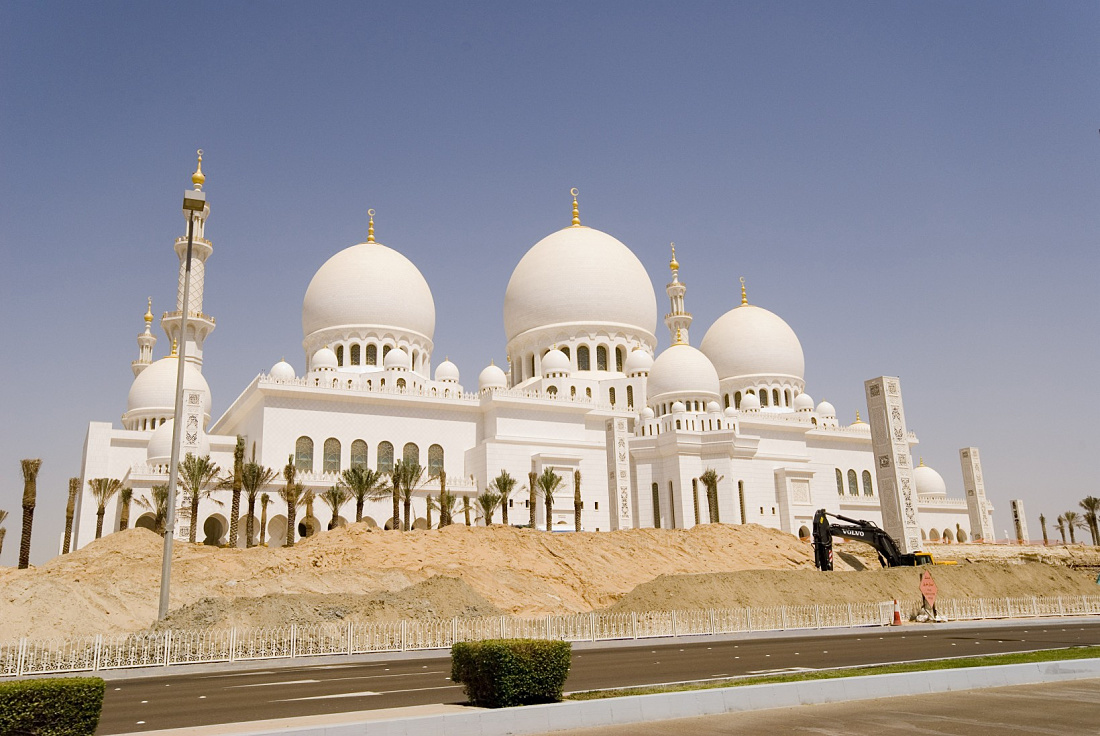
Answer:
72 161 990 550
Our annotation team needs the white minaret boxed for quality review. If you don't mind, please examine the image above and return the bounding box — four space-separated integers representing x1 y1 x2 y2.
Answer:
161 152 215 369
664 243 692 343
131 297 157 376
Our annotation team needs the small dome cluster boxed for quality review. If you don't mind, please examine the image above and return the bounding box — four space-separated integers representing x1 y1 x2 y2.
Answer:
646 342 720 407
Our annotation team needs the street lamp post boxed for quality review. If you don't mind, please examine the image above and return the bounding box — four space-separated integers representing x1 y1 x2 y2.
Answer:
158 151 207 621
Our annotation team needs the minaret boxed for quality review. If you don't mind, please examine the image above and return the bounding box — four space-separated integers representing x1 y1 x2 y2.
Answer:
664 243 693 343
131 297 158 376
161 151 216 369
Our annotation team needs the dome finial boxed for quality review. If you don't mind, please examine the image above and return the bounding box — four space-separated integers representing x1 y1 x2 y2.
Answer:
367 209 376 243
144 297 154 325
674 327 684 345
191 149 205 190
669 242 679 273
919 456 924 466
855 410 862 423
740 276 748 306
570 188 580 227
170 338 178 356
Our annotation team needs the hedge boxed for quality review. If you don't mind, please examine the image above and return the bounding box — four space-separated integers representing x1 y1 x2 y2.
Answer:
0 677 105 736
451 638 572 708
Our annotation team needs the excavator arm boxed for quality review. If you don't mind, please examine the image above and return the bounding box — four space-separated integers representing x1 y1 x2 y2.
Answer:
812 508 932 570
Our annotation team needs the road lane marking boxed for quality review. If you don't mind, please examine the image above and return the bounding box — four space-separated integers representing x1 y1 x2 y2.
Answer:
230 679 321 688
274 684 460 702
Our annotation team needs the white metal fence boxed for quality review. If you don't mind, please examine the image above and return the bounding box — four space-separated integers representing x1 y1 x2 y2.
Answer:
2 596 1097 678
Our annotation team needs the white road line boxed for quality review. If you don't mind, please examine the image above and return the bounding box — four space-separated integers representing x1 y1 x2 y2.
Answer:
274 684 460 702
229 679 321 688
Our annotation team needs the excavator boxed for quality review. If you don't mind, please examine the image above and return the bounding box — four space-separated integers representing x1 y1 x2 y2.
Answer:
812 508 937 571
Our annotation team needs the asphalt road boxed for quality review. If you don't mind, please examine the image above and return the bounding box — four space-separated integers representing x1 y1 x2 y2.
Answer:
96 621 1100 734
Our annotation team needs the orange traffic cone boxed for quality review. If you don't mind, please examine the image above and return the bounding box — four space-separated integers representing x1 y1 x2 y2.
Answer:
892 599 902 626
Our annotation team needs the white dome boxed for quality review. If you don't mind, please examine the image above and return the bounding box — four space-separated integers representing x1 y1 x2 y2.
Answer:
671 401 686 413
640 407 655 419
646 343 720 403
435 359 460 383
816 400 836 418
270 359 295 382
503 226 657 345
793 392 814 412
707 401 721 413
478 362 507 391
302 241 435 343
126 355 211 423
384 346 410 370
312 347 338 370
914 463 948 497
699 304 805 382
542 348 570 376
740 392 761 411
146 419 209 464
624 348 654 376
723 406 737 417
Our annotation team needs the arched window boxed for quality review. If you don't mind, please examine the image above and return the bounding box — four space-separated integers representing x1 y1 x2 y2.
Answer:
577 345 590 371
350 344 360 365
723 394 730 409
570 386 577 398
773 389 780 406
351 440 368 469
615 347 625 372
377 441 394 474
396 378 406 390
760 390 768 407
596 346 608 371
836 468 844 496
428 444 444 478
609 387 616 406
382 345 391 359
848 469 859 496
676 419 682 429
295 436 314 473
585 387 592 398
626 385 634 408
365 344 377 366
547 385 558 396
784 389 792 406
561 346 570 359
323 438 341 473
734 391 742 409
335 345 344 366
403 442 419 466
651 483 661 528
529 354 535 378
862 470 873 496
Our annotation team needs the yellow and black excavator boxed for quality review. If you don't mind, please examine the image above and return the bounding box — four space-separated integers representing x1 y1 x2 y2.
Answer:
812 509 939 571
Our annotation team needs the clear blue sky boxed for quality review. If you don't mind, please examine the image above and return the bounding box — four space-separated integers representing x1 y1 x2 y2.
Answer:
2 2 1097 564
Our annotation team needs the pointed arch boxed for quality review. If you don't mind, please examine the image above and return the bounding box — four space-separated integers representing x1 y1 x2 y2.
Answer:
377 441 394 474
428 444 444 478
577 345 590 371
351 440 368 469
323 437 341 473
295 436 314 473
403 442 419 466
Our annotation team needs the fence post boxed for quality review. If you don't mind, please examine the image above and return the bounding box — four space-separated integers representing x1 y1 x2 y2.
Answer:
93 635 102 672
814 604 822 629
590 613 597 642
631 611 638 639
16 638 26 677
746 609 753 632
979 599 987 620
290 624 297 659
451 617 458 645
709 609 716 635
401 620 407 651
781 606 789 630
1032 597 1039 618
163 630 172 666
347 621 353 656
1058 596 1065 616
671 611 678 638
500 615 506 639
229 628 237 663
846 603 852 627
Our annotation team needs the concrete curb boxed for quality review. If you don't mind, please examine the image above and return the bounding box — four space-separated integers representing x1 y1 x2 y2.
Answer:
149 657 1100 736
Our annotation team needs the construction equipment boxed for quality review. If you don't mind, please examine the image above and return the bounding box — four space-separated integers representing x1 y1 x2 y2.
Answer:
812 508 935 571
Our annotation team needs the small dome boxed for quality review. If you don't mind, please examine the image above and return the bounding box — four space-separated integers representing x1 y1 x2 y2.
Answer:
723 406 737 417
478 362 507 391
699 304 805 383
707 400 721 413
671 400 686 413
740 392 761 411
384 346 410 370
640 406 655 419
435 358 460 383
914 462 948 497
147 419 209 464
542 349 570 377
270 359 295 382
793 392 814 412
126 354 211 423
312 347 338 371
815 400 836 418
850 413 870 431
624 348 654 376
646 343 720 403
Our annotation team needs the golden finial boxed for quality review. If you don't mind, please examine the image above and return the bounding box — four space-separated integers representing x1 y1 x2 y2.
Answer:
669 242 679 273
144 297 154 324
740 276 748 306
170 339 178 356
191 149 205 190
367 209 376 243
674 327 684 345
855 411 863 423
570 188 580 227
919 457 924 466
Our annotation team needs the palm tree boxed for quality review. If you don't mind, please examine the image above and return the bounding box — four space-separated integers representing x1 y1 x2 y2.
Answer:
700 468 723 524
298 487 317 537
118 487 134 530
1079 496 1100 546
0 509 8 559
320 485 351 530
573 470 582 531
392 461 425 531
88 478 123 539
259 493 271 546
536 467 564 532
1039 514 1048 546
339 466 387 523
19 458 42 569
462 494 472 526
489 470 517 526
241 462 277 547
1056 515 1067 544
1063 511 1084 545
438 491 459 529
528 471 537 528
425 493 436 528
476 491 501 525
281 456 300 546
228 436 245 547
63 477 79 554
135 485 170 535
178 453 223 543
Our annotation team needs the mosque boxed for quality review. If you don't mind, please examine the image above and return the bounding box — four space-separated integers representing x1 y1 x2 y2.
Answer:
72 158 991 551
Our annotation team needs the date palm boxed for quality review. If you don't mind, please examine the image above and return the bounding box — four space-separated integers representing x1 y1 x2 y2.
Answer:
1039 514 1048 546
700 468 723 524
281 456 300 546
438 490 459 529
528 471 537 528
118 487 134 530
241 462 278 547
228 436 245 547
88 478 123 539
476 491 501 525
1062 511 1084 545
1056 515 1067 545
462 494 472 526
178 453 223 543
536 467 564 532
320 485 351 530
392 460 425 531
135 485 170 535
259 492 271 546
63 478 79 554
1079 496 1100 546
339 466 387 523
19 458 42 568
489 470 517 526
0 509 8 559
573 470 582 531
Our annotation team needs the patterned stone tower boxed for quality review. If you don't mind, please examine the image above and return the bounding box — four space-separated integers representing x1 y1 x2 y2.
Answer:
960 447 996 542
865 376 922 554
1010 499 1029 544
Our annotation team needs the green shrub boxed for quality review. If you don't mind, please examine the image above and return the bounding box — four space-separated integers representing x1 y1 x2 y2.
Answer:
0 677 105 736
451 638 571 708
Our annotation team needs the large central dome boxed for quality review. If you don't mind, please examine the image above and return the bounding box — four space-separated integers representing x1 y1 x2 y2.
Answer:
503 226 658 345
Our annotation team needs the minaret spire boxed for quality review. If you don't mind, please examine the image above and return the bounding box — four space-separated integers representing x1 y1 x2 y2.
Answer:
131 297 158 376
664 242 693 343
570 188 581 227
367 208 376 243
